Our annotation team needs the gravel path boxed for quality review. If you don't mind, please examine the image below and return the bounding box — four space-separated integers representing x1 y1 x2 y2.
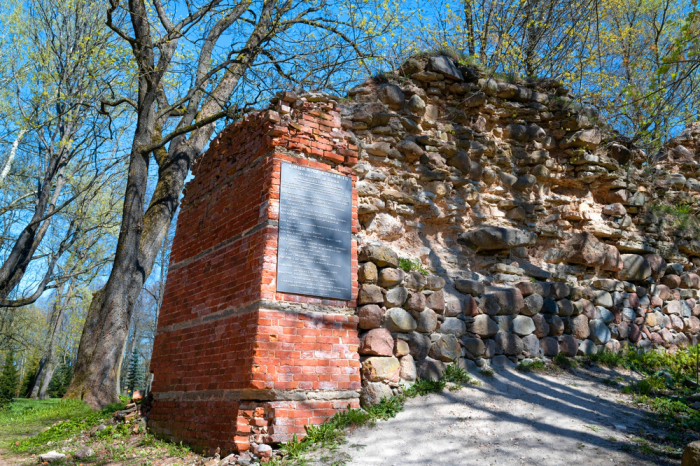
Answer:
324 363 669 466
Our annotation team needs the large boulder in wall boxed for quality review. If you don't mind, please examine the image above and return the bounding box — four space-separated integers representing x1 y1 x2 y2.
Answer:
361 357 400 382
359 244 399 268
377 84 405 110
404 331 431 360
429 334 461 362
481 286 524 315
561 232 622 271
617 254 652 282
682 440 700 466
494 331 523 356
428 56 464 81
559 128 602 150
359 328 394 356
459 226 537 252
589 319 611 345
644 254 667 281
360 382 393 407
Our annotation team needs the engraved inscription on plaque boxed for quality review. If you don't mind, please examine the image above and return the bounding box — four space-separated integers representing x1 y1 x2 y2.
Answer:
276 163 353 300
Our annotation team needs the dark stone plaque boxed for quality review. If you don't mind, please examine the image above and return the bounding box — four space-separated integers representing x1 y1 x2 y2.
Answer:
276 163 353 300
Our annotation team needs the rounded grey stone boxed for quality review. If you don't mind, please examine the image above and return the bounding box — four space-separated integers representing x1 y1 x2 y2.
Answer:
461 337 485 359
416 309 438 333
360 382 393 407
429 334 461 362
521 294 544 316
439 317 467 336
511 315 536 336
557 299 574 317
384 286 408 308
521 334 540 357
589 319 611 344
469 314 499 337
494 331 523 356
404 331 431 360
383 308 417 333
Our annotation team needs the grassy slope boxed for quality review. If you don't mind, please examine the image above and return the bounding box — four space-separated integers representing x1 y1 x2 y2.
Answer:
0 398 94 442
0 398 199 465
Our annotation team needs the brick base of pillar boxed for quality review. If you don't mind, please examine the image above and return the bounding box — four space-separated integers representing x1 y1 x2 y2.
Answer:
237 399 361 448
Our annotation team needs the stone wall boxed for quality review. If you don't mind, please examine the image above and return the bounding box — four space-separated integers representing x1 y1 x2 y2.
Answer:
149 52 700 454
333 55 700 403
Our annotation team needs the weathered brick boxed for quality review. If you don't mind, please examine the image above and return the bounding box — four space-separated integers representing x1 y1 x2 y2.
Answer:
150 106 361 455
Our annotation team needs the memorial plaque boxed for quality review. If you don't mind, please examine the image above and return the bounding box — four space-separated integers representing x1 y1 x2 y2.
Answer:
276 163 353 300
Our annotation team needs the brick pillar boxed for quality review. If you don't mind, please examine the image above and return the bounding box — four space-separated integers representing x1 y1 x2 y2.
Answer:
148 100 361 454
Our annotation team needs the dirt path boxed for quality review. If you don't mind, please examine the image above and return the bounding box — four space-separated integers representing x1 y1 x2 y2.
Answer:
326 362 669 466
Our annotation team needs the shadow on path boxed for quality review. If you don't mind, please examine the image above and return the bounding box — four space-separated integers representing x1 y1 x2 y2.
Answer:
331 365 671 466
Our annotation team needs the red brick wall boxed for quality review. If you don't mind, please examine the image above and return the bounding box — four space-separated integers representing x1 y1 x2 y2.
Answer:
239 398 362 448
148 400 241 453
251 310 361 391
149 100 361 454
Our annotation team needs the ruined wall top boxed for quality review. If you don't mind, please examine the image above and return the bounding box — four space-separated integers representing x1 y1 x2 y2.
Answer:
192 53 700 288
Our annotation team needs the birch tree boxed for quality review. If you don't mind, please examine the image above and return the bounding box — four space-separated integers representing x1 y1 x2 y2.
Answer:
0 0 130 308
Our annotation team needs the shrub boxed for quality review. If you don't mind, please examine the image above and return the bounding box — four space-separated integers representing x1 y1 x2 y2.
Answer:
442 364 471 384
398 257 429 276
517 359 546 372
554 353 578 369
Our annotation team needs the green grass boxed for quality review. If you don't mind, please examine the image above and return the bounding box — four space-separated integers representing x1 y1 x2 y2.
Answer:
398 257 429 276
0 398 95 441
404 378 446 396
0 398 198 465
554 353 578 370
442 364 471 384
5 399 126 453
622 375 668 396
649 201 699 231
274 396 411 465
586 349 625 367
586 345 700 457
517 359 546 372
586 346 700 384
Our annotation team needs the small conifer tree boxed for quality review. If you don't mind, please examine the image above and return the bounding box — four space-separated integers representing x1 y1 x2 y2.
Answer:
125 349 144 395
0 351 20 406
47 365 74 399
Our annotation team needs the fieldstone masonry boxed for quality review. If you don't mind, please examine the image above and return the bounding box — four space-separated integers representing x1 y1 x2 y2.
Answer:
150 53 700 455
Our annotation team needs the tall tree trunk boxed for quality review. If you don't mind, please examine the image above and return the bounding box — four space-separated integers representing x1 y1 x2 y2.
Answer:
464 0 475 57
64 128 193 408
28 356 48 398
38 297 67 399
28 285 68 397
38 361 57 399
65 0 261 408
63 128 152 407
0 163 66 303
